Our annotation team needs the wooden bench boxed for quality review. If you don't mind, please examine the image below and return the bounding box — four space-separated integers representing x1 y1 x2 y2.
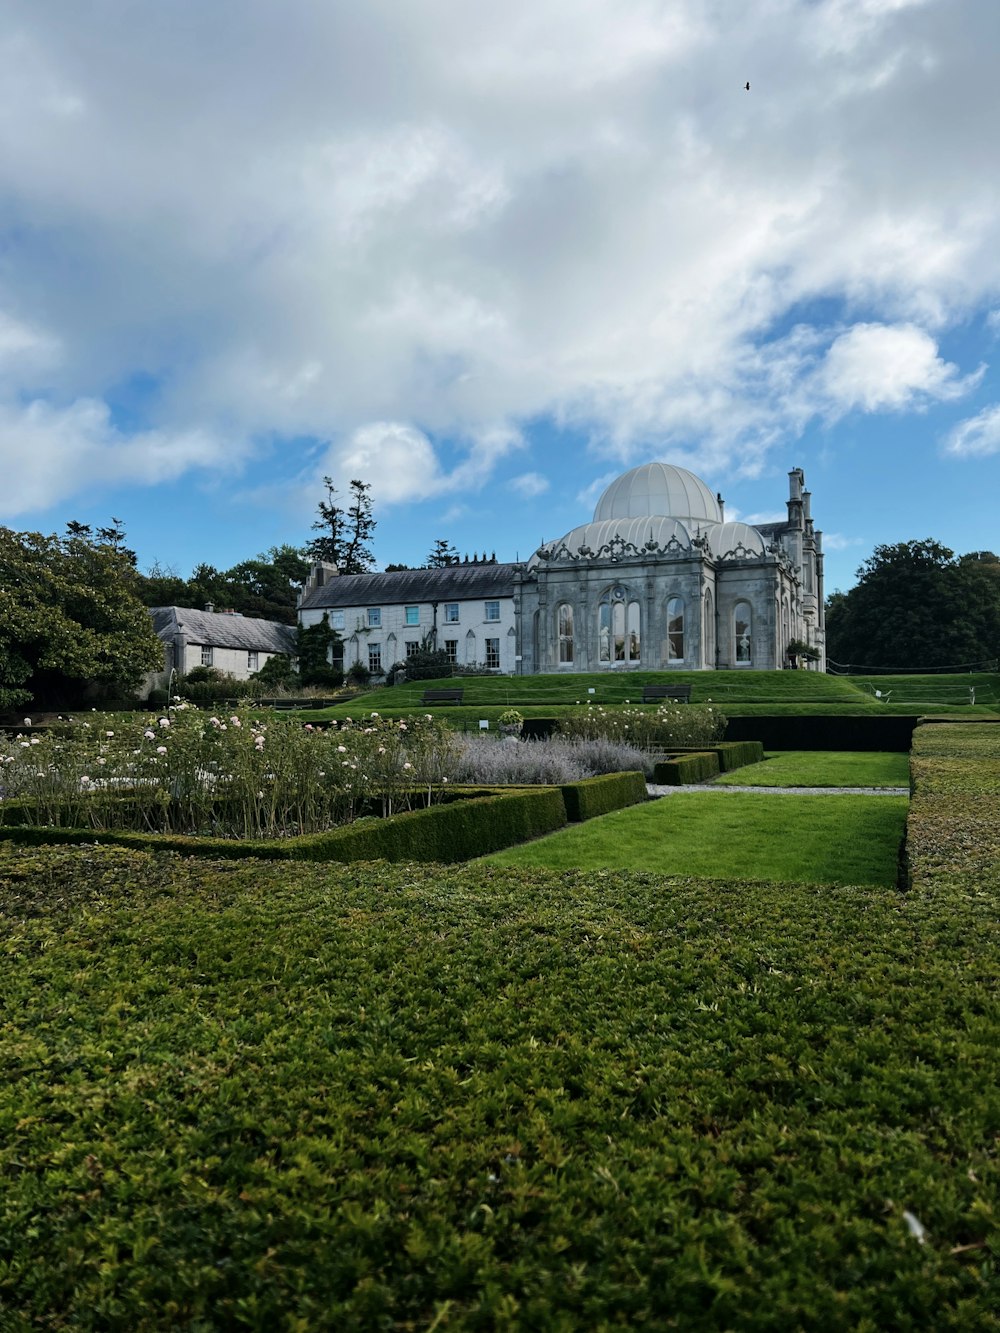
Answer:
421 687 465 705
642 684 692 704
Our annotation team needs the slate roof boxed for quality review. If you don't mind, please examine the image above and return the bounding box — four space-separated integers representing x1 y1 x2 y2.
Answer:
150 607 297 654
299 564 518 611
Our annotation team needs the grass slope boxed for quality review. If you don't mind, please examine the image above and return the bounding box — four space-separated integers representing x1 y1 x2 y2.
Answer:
487 792 908 886
299 671 1000 722
0 847 996 1328
714 750 911 787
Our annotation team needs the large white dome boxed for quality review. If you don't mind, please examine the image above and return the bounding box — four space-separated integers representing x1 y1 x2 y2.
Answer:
530 515 694 567
594 462 722 524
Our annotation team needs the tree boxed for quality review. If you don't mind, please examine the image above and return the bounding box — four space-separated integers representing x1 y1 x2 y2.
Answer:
295 614 343 686
825 539 1000 670
427 538 459 568
0 526 163 711
135 545 310 625
306 478 376 575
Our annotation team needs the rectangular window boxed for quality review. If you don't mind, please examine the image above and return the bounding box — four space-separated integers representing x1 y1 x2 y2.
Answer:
200 646 213 667
367 607 382 628
404 606 419 626
485 637 500 669
444 639 458 664
247 650 259 671
444 602 460 623
368 644 382 674
484 600 500 622
330 610 345 631
405 640 420 658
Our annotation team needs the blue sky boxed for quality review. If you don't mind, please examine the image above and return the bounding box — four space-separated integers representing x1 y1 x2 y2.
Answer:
2 0 1000 595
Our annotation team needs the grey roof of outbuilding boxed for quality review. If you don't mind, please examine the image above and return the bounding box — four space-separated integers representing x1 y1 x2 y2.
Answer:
149 607 297 653
299 564 518 610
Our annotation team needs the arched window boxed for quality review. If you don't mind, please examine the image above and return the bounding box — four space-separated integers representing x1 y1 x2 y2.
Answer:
734 601 752 665
703 588 715 668
558 603 574 664
667 597 684 662
598 591 640 664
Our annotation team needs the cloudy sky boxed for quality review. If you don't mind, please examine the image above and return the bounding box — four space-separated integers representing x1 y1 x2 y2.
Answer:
1 0 999 593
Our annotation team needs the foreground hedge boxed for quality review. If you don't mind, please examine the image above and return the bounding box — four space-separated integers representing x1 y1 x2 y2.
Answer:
0 787 568 864
560 770 647 821
652 751 721 785
1 847 997 1327
666 740 764 772
907 721 1000 887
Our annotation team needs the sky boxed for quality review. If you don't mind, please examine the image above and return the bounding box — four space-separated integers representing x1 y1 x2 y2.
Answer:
1 0 999 596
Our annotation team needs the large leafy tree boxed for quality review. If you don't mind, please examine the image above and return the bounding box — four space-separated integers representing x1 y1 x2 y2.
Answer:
0 526 163 711
306 478 375 575
826 539 1000 670
135 545 310 625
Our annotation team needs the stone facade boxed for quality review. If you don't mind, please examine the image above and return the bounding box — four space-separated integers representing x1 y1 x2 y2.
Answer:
297 463 826 675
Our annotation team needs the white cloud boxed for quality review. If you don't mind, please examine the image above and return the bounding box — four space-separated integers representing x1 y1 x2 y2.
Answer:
508 471 549 498
817 323 976 413
0 396 232 518
944 404 1000 459
1 0 1000 513
821 532 867 551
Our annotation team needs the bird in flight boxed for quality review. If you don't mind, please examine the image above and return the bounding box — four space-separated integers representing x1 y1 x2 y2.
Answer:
745 81 750 91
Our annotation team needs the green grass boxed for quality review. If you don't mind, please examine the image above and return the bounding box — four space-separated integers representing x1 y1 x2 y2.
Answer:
487 791 908 886
292 670 1000 722
0 844 997 1327
714 750 911 787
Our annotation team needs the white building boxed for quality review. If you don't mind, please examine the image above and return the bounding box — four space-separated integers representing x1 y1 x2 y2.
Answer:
297 462 826 675
148 606 297 689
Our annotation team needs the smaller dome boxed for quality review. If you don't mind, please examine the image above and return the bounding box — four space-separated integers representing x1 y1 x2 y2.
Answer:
530 515 693 567
594 462 723 524
704 521 767 559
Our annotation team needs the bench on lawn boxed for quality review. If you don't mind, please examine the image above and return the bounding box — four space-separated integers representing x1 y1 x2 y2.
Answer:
421 687 465 705
642 684 692 704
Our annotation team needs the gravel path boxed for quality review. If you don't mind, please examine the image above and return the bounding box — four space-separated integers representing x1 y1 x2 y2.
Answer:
647 784 910 797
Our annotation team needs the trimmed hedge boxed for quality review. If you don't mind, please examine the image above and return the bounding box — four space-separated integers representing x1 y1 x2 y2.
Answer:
652 751 721 785
560 770 647 821
0 788 568 865
725 714 918 751
906 721 1000 887
666 740 764 772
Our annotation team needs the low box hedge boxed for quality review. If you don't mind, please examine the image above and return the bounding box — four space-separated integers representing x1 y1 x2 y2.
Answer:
666 740 764 771
560 770 647 821
652 751 721 785
906 721 1000 887
0 787 568 865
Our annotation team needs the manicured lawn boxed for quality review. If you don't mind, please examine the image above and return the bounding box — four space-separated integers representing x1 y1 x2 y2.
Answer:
714 750 911 787
487 791 908 886
1 845 996 1328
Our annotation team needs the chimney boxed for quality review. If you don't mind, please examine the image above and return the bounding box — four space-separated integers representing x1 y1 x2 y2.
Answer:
716 492 725 521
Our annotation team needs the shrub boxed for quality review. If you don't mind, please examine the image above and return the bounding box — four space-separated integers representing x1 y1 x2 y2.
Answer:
448 735 650 785
561 771 647 821
652 752 721 785
347 661 371 686
558 702 725 749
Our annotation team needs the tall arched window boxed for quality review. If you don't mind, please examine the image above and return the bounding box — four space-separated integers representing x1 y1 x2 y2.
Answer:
558 603 574 664
667 597 684 661
598 591 640 663
734 601 752 665
703 588 715 668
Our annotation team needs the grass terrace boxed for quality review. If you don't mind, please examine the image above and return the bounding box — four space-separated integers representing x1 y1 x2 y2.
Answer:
296 670 1000 724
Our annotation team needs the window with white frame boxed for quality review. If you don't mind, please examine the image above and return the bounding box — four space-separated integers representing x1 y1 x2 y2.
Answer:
444 602 459 623
444 639 458 663
598 591 640 663
200 645 213 667
367 607 381 628
667 597 684 661
330 610 345 631
368 643 382 673
484 600 500 622
558 603 574 663
405 606 419 626
485 637 500 669
734 602 752 664
405 640 420 658
247 650 259 671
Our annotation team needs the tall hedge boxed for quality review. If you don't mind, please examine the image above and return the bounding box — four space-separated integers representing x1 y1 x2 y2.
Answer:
560 771 647 821
906 721 1000 887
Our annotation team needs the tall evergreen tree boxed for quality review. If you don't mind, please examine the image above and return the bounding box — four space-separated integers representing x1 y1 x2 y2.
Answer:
306 478 376 575
427 538 459 567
